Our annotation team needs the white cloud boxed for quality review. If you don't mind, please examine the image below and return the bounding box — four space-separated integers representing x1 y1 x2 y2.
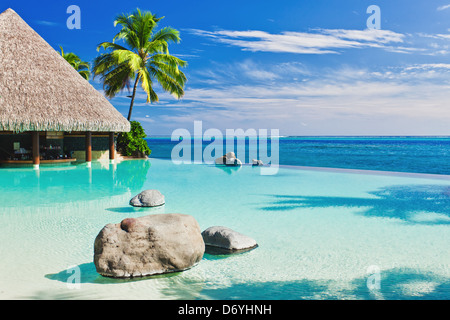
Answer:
35 20 60 27
151 63 450 135
133 117 155 123
172 53 200 59
191 28 450 56
189 60 310 87
403 63 450 71
437 4 450 11
419 33 450 40
238 60 280 80
188 28 406 54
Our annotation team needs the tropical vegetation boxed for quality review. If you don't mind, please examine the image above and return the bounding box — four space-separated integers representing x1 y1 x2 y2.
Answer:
59 46 91 80
92 8 187 121
117 121 152 157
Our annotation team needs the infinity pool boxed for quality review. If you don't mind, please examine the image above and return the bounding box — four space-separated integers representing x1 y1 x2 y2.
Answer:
0 159 449 299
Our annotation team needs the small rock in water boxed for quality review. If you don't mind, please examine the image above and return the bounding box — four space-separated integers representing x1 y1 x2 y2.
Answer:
129 189 165 207
252 159 264 166
215 152 243 167
202 226 258 254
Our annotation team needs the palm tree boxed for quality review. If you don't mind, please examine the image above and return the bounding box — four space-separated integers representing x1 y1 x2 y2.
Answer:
59 46 91 80
93 8 187 121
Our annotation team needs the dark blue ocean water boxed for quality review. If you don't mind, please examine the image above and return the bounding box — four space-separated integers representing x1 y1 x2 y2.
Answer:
145 136 450 175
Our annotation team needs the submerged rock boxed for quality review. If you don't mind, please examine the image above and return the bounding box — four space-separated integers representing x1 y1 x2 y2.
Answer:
130 189 165 207
202 226 258 254
94 214 205 278
215 152 243 167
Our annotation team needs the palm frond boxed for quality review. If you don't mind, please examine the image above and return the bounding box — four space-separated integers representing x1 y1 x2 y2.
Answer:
152 53 188 68
93 52 134 96
151 27 180 44
149 65 185 99
111 49 142 71
149 61 186 88
97 41 129 52
59 46 91 81
78 70 91 81
101 63 134 98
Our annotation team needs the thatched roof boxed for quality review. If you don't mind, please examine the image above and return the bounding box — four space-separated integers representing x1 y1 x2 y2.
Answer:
0 8 130 133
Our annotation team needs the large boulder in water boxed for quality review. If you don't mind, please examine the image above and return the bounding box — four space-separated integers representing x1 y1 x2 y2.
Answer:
215 152 242 167
202 226 258 254
94 214 205 278
129 190 165 207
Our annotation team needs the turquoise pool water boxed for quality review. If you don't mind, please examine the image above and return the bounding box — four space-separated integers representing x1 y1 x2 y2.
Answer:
0 159 449 299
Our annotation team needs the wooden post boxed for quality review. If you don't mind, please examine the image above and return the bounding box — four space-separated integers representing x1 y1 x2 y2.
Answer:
85 132 92 167
109 132 115 163
32 131 40 170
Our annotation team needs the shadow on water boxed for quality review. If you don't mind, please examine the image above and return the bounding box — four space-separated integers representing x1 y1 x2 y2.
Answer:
198 268 450 300
350 268 450 300
260 184 450 225
43 264 450 300
45 262 182 285
199 279 330 300
43 262 205 300
105 205 166 214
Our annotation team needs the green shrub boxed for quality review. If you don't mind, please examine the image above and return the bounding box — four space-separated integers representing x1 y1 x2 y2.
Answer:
117 121 152 158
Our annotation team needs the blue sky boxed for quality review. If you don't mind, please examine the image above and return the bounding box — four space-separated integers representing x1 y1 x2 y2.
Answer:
3 0 450 135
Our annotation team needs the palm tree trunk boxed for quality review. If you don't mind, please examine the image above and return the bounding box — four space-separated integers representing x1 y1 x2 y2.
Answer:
127 73 141 121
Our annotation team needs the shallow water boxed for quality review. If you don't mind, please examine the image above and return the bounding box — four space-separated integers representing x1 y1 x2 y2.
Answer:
0 159 449 300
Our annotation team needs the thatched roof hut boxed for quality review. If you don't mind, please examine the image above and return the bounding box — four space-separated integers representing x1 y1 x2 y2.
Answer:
0 8 130 133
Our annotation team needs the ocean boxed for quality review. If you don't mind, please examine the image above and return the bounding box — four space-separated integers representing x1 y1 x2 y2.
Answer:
145 136 450 175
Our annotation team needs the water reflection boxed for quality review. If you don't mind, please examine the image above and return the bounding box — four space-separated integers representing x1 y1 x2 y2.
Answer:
214 165 242 175
0 160 151 207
